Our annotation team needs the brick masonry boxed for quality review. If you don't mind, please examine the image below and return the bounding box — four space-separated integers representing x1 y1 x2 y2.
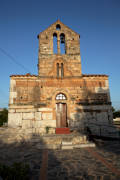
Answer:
8 20 113 135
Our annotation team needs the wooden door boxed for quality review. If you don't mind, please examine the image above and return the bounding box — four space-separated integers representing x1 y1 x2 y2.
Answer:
56 103 67 127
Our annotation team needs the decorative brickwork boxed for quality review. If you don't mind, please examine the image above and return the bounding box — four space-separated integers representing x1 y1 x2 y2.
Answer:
8 20 113 135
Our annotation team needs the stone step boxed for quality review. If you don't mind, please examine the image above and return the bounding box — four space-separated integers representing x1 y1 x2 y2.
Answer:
73 143 95 148
36 144 61 149
56 128 70 134
62 141 72 145
61 143 95 150
34 143 96 150
62 145 73 150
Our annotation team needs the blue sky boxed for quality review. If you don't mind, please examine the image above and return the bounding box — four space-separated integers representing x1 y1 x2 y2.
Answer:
0 0 120 110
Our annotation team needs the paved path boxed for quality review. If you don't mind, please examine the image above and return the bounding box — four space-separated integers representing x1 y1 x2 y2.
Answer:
0 130 120 179
46 141 120 180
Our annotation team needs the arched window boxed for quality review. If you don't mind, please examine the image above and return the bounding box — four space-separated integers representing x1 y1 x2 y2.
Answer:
56 63 64 78
57 63 59 78
56 93 67 100
60 33 66 54
61 63 64 78
53 33 57 54
56 24 61 30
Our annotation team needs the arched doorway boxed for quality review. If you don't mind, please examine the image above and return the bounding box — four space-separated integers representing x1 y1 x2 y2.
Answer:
56 93 67 128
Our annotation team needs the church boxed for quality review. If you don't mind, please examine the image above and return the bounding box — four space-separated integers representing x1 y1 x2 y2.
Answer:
8 20 113 134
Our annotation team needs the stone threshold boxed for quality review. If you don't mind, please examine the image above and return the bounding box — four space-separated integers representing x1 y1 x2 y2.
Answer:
36 143 95 150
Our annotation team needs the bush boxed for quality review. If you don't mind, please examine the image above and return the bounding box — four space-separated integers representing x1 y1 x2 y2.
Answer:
0 108 8 126
45 126 50 134
0 162 30 180
113 110 120 119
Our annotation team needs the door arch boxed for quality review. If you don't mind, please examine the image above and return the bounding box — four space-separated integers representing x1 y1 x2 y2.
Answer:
55 93 67 128
56 103 67 127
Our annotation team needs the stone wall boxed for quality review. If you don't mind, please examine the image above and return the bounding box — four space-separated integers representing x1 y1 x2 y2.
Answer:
69 104 113 128
9 75 110 105
8 74 113 135
8 20 113 135
38 20 82 77
8 106 55 134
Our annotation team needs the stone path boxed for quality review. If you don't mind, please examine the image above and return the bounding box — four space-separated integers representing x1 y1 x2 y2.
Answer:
0 128 120 179
47 143 120 180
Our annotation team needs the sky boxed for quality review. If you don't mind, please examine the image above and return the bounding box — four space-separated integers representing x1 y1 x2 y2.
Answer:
0 0 120 110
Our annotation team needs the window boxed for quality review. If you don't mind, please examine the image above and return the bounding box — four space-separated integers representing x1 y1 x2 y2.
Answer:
61 63 64 78
57 63 59 78
56 24 61 30
60 33 65 54
56 93 66 100
57 63 64 78
53 33 57 54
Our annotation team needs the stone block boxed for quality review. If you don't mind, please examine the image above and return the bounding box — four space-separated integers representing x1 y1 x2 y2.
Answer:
42 113 52 120
43 136 61 144
70 113 75 120
11 105 34 109
35 127 46 134
8 112 22 127
38 108 52 112
35 112 42 121
96 112 108 124
33 120 43 128
10 79 16 91
95 87 108 93
62 145 73 150
9 91 17 104
36 144 61 149
24 128 33 134
9 109 15 113
16 108 35 113
42 120 56 127
74 143 95 148
23 112 34 120
22 120 33 129
62 141 72 145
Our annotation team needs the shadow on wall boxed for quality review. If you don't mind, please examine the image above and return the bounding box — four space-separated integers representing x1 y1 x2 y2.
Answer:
67 83 120 139
32 86 41 105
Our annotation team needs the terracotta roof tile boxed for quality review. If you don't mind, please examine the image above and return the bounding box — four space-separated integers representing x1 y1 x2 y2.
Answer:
10 73 37 77
82 74 108 77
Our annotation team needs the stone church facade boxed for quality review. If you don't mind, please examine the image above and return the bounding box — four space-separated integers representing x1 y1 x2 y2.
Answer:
8 20 113 134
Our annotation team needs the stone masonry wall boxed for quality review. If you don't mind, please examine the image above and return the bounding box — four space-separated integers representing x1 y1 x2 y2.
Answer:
8 74 112 135
38 20 82 77
8 106 55 134
8 20 113 136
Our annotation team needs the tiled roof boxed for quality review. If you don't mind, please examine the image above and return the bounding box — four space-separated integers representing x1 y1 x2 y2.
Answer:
10 73 37 77
10 73 108 78
82 74 108 77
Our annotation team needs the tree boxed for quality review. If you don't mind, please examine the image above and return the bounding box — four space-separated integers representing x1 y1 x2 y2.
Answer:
112 106 115 112
0 108 8 126
113 110 120 119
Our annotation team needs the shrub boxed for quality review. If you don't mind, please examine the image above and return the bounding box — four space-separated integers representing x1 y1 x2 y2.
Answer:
45 126 50 134
0 162 30 180
0 108 8 126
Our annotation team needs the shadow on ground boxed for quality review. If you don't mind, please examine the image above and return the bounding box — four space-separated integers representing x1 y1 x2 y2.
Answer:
0 128 120 180
0 132 68 180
